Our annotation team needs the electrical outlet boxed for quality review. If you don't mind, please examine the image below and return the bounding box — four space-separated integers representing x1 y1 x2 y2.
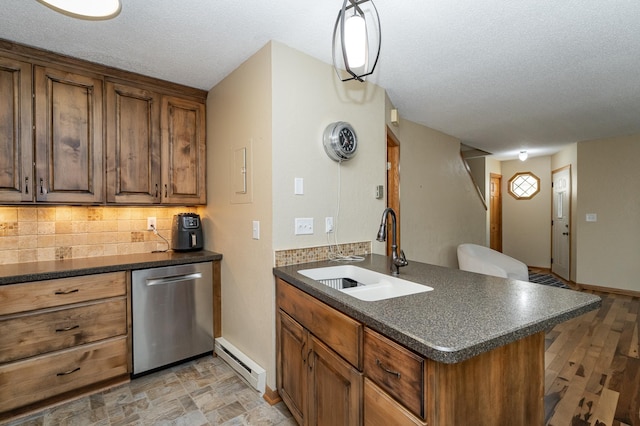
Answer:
325 217 334 233
295 218 314 235
147 217 157 230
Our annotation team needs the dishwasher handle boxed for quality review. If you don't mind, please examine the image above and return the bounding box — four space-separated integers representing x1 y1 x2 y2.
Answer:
145 272 203 286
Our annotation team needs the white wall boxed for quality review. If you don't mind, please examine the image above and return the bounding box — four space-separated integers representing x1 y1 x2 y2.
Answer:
501 156 551 268
576 134 640 292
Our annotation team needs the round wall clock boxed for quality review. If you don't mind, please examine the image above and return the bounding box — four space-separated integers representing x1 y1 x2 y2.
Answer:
323 121 358 162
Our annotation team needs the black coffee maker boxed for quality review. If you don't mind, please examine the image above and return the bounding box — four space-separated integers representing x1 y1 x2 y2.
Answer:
171 213 203 251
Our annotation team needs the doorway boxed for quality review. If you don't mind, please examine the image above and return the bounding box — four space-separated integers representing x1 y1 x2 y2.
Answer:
551 166 571 280
386 128 400 256
489 174 502 252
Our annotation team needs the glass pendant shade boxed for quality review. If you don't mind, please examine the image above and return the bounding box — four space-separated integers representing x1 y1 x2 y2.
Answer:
344 15 367 68
36 0 121 20
332 0 381 82
519 151 528 161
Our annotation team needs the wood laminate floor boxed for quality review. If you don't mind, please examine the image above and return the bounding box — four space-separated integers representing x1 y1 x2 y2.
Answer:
4 289 638 426
544 290 640 426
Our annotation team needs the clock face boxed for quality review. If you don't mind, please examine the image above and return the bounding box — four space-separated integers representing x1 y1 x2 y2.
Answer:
323 122 358 162
339 128 356 153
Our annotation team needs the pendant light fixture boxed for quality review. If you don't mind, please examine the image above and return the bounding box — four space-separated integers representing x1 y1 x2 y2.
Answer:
518 150 528 161
36 0 121 20
332 0 381 82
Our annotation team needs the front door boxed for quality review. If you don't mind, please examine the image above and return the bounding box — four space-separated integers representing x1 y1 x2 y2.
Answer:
551 166 571 280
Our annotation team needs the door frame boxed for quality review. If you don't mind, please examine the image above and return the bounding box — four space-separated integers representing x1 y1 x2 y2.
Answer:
489 173 502 252
386 127 400 256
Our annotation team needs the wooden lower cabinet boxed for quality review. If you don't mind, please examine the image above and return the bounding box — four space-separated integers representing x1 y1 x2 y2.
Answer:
276 278 545 426
308 335 362 426
0 272 130 421
277 310 362 426
364 378 426 426
0 337 127 413
277 310 306 425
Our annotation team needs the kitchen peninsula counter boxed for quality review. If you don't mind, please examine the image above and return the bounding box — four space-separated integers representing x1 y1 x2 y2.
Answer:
0 250 222 285
273 253 600 364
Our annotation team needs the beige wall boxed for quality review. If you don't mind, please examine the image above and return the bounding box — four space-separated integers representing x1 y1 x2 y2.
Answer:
205 41 388 390
575 134 640 292
387 117 486 267
205 43 275 387
271 42 387 253
501 156 551 268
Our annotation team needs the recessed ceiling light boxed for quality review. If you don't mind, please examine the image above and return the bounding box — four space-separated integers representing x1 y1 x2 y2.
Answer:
36 0 121 20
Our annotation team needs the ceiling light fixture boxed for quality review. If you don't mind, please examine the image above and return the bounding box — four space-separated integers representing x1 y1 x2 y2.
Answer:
332 0 381 82
519 150 528 161
36 0 121 20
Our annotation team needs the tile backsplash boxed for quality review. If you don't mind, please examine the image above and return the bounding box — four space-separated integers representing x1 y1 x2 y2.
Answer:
274 241 371 267
0 206 198 265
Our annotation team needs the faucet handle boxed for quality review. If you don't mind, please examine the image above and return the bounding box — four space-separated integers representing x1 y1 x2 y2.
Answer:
398 250 408 266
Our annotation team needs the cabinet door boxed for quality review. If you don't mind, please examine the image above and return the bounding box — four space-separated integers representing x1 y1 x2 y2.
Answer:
308 335 362 426
277 310 306 426
34 66 104 203
161 95 205 204
0 57 33 203
105 81 161 204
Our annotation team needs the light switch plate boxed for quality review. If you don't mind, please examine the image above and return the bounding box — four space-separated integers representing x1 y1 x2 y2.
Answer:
586 213 597 222
294 178 304 195
295 218 313 235
252 220 260 239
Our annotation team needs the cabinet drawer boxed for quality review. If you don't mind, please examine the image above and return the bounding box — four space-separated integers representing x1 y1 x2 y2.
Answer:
364 378 427 426
0 272 126 315
364 327 426 419
0 299 127 363
0 337 128 413
276 278 363 369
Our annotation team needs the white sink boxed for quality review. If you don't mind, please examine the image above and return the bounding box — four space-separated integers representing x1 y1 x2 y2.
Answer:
298 265 433 301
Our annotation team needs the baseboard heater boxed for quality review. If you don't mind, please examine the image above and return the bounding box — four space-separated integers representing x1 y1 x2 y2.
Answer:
215 337 266 395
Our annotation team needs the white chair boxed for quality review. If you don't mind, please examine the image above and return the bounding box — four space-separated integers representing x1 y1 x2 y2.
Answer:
457 243 529 281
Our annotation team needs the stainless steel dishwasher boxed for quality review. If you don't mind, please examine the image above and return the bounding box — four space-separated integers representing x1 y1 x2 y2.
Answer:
132 262 213 376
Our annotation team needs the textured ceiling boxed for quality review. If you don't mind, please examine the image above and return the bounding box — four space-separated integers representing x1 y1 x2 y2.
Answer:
2 0 640 159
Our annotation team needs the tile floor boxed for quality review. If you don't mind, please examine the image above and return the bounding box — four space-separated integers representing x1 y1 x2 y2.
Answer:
5 355 295 426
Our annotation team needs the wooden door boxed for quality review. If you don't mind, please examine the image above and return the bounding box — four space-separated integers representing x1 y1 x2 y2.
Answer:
386 129 400 256
308 335 362 426
0 57 33 203
106 81 161 204
277 310 307 426
551 166 571 280
161 95 205 204
34 66 104 204
489 174 502 252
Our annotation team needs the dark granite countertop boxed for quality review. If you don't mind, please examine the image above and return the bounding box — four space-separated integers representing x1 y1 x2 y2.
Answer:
0 250 222 285
273 254 601 364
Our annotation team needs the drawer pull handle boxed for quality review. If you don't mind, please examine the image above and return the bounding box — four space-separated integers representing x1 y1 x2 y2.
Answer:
376 359 401 379
56 367 80 376
55 325 80 332
54 289 79 295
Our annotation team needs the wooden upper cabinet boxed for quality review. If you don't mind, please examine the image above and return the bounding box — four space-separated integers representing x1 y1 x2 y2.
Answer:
0 57 33 203
161 96 206 205
34 66 104 204
106 81 161 204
